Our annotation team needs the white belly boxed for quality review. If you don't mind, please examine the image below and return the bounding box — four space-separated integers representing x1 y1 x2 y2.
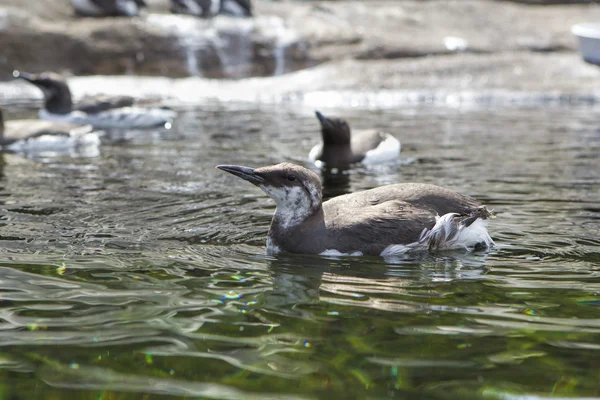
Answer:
7 125 101 157
361 134 401 165
308 144 323 167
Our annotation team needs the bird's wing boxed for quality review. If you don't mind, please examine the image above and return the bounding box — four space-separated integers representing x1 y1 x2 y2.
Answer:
75 95 135 114
328 183 490 218
350 129 388 156
324 199 438 255
2 120 91 144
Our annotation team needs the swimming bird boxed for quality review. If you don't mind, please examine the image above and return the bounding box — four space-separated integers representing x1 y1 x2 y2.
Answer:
0 108 101 154
308 111 401 167
71 0 147 17
170 0 252 17
14 71 176 129
220 0 252 17
217 163 495 256
170 0 220 17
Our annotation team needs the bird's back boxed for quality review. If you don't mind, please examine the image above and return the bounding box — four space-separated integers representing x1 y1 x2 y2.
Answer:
350 129 386 155
324 183 485 216
351 129 400 165
75 95 135 114
2 120 91 144
320 183 491 255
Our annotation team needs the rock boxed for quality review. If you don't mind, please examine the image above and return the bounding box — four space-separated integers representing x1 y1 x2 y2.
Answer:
500 0 595 4
0 0 599 78
0 0 309 78
2 51 599 110
306 52 600 93
260 0 600 59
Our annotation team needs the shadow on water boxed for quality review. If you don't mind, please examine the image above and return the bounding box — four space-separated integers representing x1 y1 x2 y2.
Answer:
0 97 598 399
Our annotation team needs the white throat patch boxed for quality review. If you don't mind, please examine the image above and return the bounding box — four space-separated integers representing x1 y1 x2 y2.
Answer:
260 184 318 230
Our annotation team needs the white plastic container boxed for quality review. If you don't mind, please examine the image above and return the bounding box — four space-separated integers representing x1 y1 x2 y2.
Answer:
572 23 600 65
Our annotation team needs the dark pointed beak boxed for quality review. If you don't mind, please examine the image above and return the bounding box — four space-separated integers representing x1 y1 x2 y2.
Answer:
217 165 266 185
315 111 333 129
13 70 35 83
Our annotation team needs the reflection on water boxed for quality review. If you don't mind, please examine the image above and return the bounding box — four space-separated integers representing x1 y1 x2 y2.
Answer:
0 98 598 399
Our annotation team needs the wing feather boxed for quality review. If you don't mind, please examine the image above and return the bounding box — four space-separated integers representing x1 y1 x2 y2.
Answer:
75 95 135 114
324 200 437 255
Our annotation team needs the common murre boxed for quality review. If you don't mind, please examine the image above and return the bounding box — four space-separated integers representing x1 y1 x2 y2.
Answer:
170 0 220 17
170 0 252 17
14 71 176 130
217 163 495 256
308 111 401 167
71 0 147 17
0 108 100 154
220 0 252 17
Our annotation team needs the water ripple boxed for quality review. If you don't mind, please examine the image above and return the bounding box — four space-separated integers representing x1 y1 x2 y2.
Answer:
0 101 597 398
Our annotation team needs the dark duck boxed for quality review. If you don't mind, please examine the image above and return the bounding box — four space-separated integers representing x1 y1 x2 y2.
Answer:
71 0 147 17
0 108 100 153
217 163 495 256
14 71 176 129
309 111 401 167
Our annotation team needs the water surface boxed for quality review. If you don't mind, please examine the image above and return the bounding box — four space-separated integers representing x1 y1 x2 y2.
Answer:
0 91 599 399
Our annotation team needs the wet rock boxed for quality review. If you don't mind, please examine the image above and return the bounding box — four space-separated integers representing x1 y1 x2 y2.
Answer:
259 0 600 61
0 0 309 78
306 52 600 93
0 0 599 78
2 51 599 110
500 0 595 4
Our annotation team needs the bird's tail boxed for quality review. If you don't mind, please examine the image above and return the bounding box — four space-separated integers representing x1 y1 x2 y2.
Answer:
419 208 495 251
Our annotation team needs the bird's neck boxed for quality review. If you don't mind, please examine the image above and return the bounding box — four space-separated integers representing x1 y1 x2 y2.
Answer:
268 206 325 253
272 204 318 230
322 128 351 146
46 92 73 114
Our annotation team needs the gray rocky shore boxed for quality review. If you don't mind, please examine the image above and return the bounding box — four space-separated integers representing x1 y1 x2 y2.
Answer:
0 0 599 94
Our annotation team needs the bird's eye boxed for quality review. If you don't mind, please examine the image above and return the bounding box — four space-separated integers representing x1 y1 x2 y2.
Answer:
287 175 296 182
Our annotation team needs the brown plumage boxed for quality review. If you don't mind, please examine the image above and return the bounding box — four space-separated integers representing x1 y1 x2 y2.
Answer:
0 108 96 147
217 163 495 256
